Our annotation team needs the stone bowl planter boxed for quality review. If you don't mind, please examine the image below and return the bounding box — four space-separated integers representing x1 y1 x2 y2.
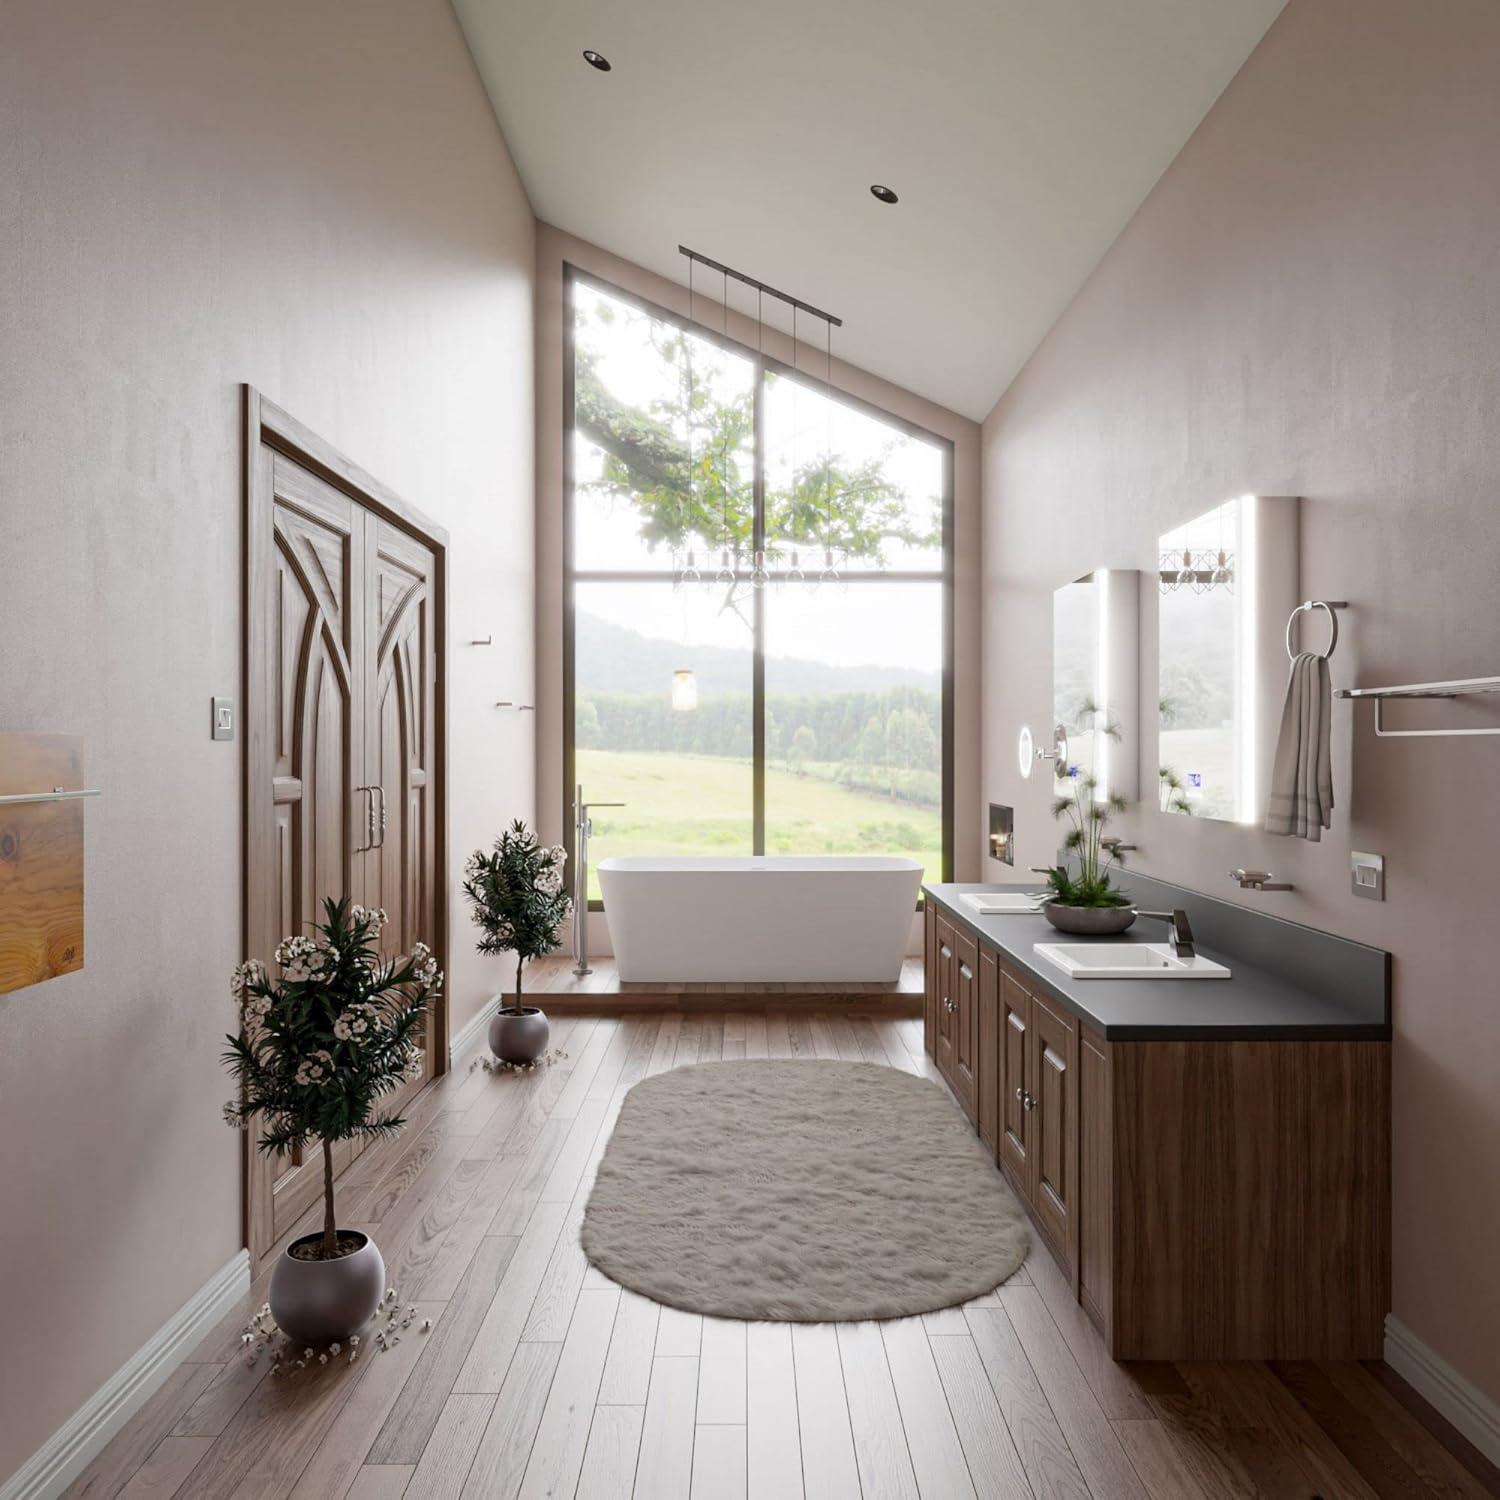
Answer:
1042 902 1137 936
269 1230 384 1346
489 1005 549 1064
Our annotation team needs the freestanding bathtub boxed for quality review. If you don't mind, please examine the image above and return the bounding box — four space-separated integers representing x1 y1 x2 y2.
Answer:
597 855 923 983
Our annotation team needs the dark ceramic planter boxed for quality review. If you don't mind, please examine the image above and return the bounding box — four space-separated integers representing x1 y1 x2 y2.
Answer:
489 1005 549 1064
1042 902 1137 936
269 1230 384 1346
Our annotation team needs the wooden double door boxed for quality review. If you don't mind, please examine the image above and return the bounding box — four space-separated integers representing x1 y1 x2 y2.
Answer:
245 393 446 1267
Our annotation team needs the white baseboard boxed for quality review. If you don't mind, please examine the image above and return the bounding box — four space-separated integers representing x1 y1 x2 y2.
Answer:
1 1249 250 1500
449 993 502 1066
1385 1314 1500 1469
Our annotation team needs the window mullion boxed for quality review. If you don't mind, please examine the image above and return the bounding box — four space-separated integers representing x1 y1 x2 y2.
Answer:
752 359 766 856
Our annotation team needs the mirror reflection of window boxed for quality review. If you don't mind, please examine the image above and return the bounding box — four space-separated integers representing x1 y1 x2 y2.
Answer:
1157 498 1249 822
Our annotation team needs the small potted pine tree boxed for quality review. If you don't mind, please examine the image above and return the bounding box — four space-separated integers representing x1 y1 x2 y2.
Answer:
223 898 440 1345
463 821 571 1064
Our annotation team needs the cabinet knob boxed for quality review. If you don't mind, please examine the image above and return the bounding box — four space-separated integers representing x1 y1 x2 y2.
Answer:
1022 1091 1037 1111
1015 1086 1024 1100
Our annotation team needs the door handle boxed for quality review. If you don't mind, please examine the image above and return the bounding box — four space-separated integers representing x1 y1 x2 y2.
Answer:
374 784 388 848
352 785 377 852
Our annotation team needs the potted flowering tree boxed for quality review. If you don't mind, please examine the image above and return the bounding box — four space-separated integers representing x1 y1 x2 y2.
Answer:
223 898 440 1344
463 820 571 1063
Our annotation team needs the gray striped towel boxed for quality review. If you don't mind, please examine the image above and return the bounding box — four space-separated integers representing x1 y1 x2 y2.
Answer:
1264 652 1333 840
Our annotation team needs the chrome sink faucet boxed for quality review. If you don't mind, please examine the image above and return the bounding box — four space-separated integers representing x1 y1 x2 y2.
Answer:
1136 908 1196 959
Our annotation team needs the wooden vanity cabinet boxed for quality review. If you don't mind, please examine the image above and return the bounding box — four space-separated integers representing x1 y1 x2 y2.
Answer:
922 910 1389 1362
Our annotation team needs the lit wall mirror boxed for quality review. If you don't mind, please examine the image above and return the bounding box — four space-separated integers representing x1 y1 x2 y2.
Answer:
1156 495 1298 823
1052 569 1139 801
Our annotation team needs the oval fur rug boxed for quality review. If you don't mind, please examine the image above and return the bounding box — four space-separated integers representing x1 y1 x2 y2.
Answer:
580 1059 1028 1321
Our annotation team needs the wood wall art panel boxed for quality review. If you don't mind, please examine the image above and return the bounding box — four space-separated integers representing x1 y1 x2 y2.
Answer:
0 732 86 994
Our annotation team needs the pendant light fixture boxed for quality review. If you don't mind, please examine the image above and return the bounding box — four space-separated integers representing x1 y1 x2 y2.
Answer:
670 246 845 596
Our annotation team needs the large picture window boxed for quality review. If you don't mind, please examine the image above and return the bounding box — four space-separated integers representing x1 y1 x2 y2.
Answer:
565 272 951 903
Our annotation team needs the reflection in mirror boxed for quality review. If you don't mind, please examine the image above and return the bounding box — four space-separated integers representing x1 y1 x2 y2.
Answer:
1052 570 1139 803
1157 496 1298 823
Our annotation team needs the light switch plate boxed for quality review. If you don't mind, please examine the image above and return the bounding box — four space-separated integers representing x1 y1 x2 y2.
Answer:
1351 850 1384 901
212 697 235 741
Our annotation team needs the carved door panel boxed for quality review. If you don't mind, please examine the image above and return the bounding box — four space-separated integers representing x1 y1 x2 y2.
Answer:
249 453 368 1257
246 403 446 1272
363 518 439 1116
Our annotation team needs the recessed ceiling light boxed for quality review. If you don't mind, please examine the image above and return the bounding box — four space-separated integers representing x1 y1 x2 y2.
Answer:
582 49 611 72
870 184 899 205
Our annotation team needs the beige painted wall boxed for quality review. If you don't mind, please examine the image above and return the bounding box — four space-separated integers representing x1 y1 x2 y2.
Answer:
981 0 1500 1401
534 225 983 953
0 0 534 1476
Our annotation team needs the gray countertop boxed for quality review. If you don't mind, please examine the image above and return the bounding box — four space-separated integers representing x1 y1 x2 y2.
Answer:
924 883 1392 1041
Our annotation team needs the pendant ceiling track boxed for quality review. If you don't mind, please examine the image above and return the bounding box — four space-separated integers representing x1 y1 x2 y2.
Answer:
672 246 848 595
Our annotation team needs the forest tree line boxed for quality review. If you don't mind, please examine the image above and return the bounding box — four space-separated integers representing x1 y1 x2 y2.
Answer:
577 687 942 809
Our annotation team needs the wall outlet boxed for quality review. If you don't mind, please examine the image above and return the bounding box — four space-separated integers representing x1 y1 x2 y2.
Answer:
211 697 235 741
1351 850 1384 901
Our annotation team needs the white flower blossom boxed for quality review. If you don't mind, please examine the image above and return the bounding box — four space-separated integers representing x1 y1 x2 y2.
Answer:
464 851 483 878
230 960 266 998
223 1100 243 1129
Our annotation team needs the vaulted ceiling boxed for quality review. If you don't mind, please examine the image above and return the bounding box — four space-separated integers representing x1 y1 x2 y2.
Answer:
455 0 1286 420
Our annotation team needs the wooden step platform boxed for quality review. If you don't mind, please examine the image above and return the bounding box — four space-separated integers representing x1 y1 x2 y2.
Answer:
511 954 924 1014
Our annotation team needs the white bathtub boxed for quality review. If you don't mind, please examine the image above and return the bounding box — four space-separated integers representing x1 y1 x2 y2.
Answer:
597 855 923 983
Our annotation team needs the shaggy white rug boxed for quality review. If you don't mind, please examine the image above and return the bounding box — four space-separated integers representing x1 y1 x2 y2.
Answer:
580 1059 1028 1321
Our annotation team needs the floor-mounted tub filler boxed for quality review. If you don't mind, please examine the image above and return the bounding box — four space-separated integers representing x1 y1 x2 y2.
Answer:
597 855 923 983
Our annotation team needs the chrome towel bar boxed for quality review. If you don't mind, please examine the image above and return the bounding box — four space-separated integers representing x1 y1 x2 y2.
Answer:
0 787 102 805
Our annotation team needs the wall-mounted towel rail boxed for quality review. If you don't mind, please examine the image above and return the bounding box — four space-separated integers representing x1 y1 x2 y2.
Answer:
1335 676 1500 738
0 787 102 806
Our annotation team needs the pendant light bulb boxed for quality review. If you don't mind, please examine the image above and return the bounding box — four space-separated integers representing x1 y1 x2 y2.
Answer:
671 667 698 713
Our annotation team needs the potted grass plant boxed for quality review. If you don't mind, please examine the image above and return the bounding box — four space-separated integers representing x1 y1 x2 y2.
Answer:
1034 772 1137 935
463 821 572 1064
223 898 440 1344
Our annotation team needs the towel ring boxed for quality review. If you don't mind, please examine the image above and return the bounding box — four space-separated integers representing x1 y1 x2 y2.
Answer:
1285 599 1347 661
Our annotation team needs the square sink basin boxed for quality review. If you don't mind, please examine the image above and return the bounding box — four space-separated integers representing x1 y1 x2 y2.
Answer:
1033 942 1232 980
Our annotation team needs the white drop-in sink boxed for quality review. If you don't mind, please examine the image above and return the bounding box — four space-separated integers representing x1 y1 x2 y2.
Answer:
1033 942 1232 980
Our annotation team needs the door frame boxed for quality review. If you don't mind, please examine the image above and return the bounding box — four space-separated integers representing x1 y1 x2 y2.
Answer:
241 386 450 1266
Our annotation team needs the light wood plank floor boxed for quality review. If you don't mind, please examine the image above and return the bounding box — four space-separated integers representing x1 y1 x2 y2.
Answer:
71 1009 1500 1499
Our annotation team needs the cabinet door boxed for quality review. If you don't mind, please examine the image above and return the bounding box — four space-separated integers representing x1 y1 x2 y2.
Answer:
934 917 956 1084
1028 991 1078 1262
999 967 1031 1189
953 929 979 1121
923 902 938 1058
977 949 1000 1155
